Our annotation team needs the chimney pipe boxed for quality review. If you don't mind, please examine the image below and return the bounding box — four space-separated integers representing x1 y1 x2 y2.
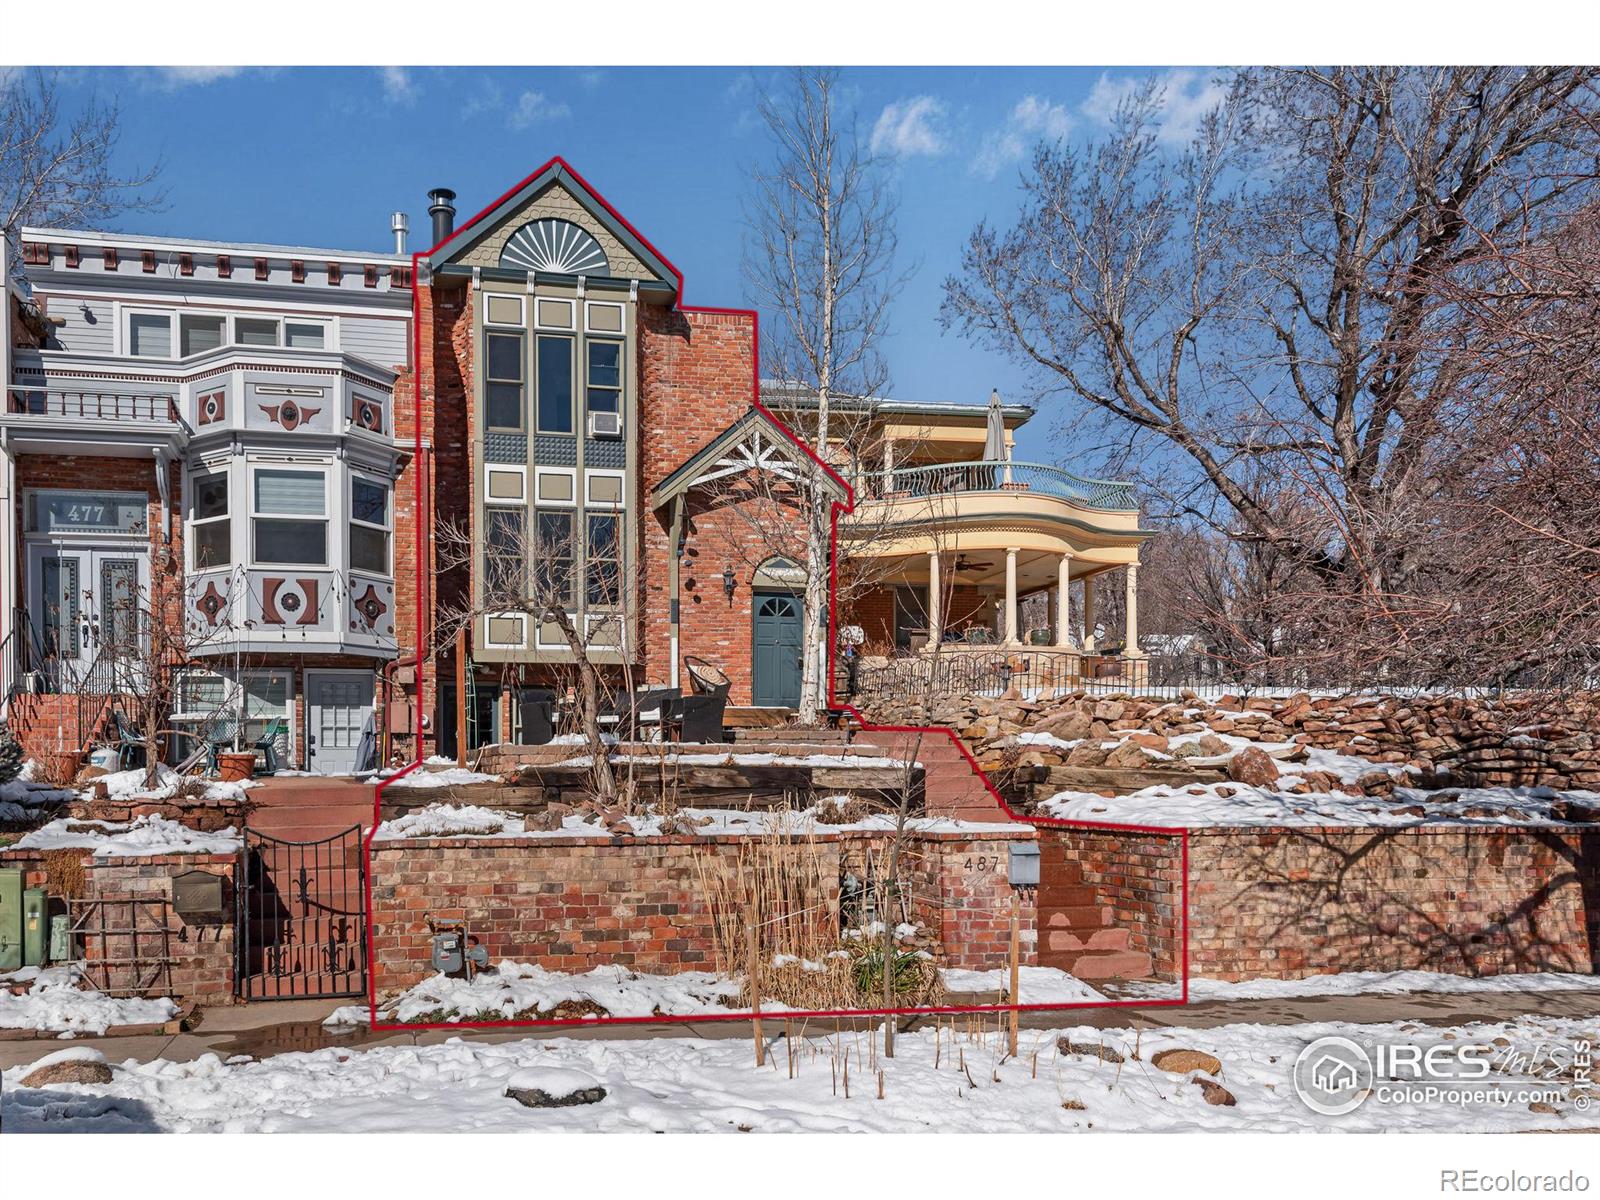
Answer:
427 188 456 248
390 211 409 255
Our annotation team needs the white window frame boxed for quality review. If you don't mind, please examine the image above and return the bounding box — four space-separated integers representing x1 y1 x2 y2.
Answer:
483 293 526 328
118 304 337 358
482 611 528 650
171 667 297 764
584 300 626 334
248 464 330 569
483 464 527 505
187 468 233 572
348 473 392 578
533 466 578 508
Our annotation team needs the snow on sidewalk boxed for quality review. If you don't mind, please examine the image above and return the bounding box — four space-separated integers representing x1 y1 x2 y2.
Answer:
0 964 180 1036
5 1013 1594 1133
940 965 1108 1005
1113 968 1600 1003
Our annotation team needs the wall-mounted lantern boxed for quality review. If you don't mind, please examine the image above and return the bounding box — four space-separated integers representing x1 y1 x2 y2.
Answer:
722 567 737 603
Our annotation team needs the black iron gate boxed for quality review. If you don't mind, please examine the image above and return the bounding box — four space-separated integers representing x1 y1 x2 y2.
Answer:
237 825 367 1000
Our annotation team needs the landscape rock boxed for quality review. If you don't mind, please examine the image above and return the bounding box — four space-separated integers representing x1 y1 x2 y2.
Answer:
1195 1079 1237 1106
505 1066 607 1108
21 1051 113 1089
1058 1038 1125 1065
1226 747 1280 788
1151 1048 1222 1076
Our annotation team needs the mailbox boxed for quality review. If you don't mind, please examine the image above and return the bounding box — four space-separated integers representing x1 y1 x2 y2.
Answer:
1007 842 1040 888
172 870 226 922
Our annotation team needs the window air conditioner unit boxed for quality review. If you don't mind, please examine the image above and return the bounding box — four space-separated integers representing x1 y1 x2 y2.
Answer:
588 410 622 438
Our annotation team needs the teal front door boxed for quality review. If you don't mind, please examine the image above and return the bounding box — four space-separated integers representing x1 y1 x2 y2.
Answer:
752 591 803 708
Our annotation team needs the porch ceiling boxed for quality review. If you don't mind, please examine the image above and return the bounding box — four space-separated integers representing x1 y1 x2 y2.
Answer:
864 550 1121 594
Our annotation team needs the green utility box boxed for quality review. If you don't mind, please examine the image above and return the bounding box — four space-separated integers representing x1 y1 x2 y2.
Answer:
0 868 21 972
23 888 46 967
49 913 74 963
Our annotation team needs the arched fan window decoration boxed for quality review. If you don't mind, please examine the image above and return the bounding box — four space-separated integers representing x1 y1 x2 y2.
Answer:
498 218 610 276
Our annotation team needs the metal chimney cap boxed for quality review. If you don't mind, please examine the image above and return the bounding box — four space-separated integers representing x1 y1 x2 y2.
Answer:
390 211 409 231
427 188 457 208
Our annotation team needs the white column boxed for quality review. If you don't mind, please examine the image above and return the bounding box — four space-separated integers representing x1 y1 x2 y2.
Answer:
1003 547 1019 644
1124 563 1143 657
1082 574 1098 651
926 551 942 648
883 439 896 493
1055 554 1073 647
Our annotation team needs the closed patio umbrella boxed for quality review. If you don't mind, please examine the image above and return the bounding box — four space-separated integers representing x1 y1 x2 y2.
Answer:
983 388 1006 485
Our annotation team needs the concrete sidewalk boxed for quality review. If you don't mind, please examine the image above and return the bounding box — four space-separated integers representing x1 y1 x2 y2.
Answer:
5 985 1597 1071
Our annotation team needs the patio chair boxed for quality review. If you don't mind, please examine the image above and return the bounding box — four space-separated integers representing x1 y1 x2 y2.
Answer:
253 718 288 775
109 706 148 772
667 691 728 744
683 655 732 699
516 688 556 746
608 686 680 741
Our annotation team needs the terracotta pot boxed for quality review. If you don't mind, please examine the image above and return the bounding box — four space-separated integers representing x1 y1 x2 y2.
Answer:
217 752 256 783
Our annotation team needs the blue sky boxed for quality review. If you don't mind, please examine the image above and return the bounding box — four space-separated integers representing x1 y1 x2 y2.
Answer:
48 65 1221 463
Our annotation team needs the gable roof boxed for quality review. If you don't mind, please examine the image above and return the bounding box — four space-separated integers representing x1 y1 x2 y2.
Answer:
423 158 681 296
651 407 848 509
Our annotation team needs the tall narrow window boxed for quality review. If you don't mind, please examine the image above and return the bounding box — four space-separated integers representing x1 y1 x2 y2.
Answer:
536 335 573 434
349 477 390 574
253 469 327 565
587 340 621 417
485 331 524 431
190 473 231 569
586 512 621 606
484 508 525 600
534 510 575 606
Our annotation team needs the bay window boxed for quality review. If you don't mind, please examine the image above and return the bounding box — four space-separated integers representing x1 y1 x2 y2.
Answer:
190 473 231 569
349 477 390 575
180 314 225 357
252 468 327 565
128 312 172 358
124 308 334 357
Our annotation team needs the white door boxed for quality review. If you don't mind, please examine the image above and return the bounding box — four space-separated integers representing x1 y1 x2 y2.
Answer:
25 542 147 683
306 671 375 775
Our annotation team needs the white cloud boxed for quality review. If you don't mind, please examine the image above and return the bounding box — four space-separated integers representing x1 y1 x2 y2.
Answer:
869 95 948 158
508 91 571 129
462 80 504 119
379 66 416 106
574 68 605 90
150 66 246 89
973 94 1073 178
1081 69 1230 147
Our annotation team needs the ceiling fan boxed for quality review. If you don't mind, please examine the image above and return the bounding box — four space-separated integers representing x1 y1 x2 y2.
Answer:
952 554 993 572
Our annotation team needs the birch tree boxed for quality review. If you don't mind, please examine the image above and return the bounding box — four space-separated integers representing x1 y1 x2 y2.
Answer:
744 68 907 723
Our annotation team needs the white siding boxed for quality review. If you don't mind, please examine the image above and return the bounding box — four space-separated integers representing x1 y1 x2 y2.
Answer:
341 316 409 369
45 293 116 354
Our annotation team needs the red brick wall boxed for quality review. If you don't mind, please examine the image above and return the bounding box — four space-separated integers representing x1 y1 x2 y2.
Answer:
1038 828 1184 981
1187 825 1599 980
0 848 237 1005
369 828 1031 993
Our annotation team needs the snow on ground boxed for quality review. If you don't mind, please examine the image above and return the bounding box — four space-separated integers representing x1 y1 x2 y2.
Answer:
940 965 1108 1005
367 766 500 789
1040 782 1594 828
91 764 254 805
6 1013 1594 1133
1113 969 1600 1003
0 964 179 1035
368 962 747 1023
371 800 1024 842
553 751 916 770
14 814 242 856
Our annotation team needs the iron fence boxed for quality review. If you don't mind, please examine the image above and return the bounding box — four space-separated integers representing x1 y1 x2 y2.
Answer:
854 459 1138 510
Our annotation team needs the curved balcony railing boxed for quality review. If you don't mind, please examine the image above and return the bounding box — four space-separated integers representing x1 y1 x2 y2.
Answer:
855 460 1137 511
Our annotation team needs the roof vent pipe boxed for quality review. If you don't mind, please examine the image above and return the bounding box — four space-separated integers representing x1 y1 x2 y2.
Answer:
390 211 409 255
428 188 457 248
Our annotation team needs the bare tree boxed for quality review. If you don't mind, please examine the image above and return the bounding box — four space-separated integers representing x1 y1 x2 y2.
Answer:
434 511 626 803
1 70 162 274
943 67 1600 683
745 68 910 723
